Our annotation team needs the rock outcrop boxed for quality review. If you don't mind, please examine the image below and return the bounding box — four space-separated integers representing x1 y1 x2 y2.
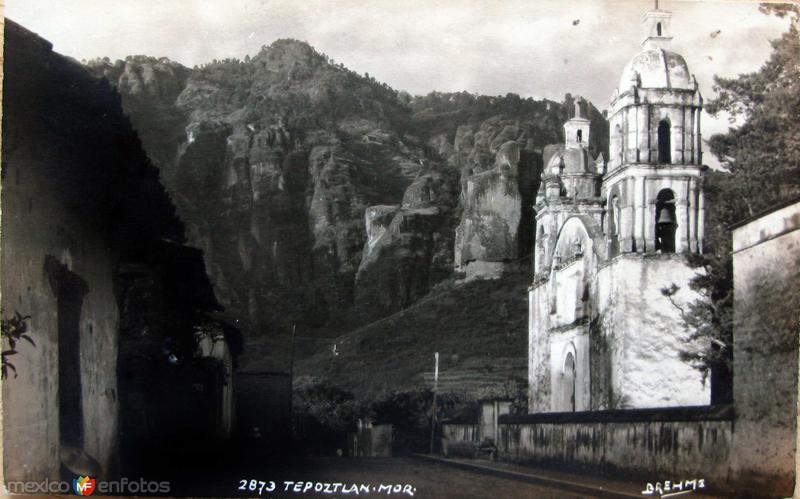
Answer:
353 205 443 321
86 42 608 371
353 163 460 322
454 141 540 279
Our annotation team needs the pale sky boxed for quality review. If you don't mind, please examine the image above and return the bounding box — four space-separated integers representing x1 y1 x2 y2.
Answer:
5 0 793 161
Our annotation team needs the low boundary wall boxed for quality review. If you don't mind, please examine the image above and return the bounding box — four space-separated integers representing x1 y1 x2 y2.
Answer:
443 405 733 487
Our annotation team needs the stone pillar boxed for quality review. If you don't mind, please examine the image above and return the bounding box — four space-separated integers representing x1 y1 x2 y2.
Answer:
675 180 689 252
688 179 697 252
676 203 689 253
688 108 696 164
643 179 656 251
680 106 688 164
627 106 634 163
625 107 634 163
634 176 645 252
619 113 626 167
609 127 619 171
698 189 705 253
673 111 684 165
696 110 703 165
621 178 635 253
637 104 647 163
645 104 652 163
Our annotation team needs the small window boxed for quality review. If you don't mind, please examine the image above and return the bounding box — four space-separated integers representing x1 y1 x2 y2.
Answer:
657 22 662 36
658 120 671 163
577 130 583 143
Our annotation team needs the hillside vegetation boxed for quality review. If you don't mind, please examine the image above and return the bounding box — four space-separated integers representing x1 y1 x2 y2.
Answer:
86 39 605 393
295 272 530 401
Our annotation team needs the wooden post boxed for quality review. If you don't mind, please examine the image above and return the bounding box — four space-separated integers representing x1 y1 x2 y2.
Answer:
429 352 439 455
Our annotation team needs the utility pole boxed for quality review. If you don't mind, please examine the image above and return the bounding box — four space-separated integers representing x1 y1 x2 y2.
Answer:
429 352 439 455
288 323 297 415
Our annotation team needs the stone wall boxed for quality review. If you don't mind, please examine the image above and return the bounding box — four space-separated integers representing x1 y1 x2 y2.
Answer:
443 406 733 489
2 22 121 480
2 175 121 481
730 200 800 497
442 424 479 444
497 407 732 485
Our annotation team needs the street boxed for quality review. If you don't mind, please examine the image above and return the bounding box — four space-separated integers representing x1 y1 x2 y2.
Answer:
173 457 598 498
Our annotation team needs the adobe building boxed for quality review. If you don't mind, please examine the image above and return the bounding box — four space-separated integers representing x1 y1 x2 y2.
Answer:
528 6 710 412
2 18 128 481
2 19 239 483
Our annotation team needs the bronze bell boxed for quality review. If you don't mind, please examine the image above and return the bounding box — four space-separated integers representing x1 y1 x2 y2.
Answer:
658 207 675 224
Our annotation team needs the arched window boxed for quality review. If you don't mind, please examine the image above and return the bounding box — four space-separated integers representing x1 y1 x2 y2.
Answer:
658 120 671 163
657 22 662 36
563 352 576 412
577 129 583 143
655 189 677 253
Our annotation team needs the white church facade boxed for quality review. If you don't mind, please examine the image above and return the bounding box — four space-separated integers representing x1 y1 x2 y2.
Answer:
528 6 710 413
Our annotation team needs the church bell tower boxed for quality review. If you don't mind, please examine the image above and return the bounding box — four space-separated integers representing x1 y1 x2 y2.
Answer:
601 3 705 255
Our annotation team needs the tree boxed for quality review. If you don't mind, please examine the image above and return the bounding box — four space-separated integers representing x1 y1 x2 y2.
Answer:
664 4 800 403
706 4 800 216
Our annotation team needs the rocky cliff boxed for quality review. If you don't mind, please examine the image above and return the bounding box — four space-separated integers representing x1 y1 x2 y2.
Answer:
87 41 608 370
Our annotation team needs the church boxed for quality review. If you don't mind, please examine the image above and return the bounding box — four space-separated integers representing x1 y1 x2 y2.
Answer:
527 5 710 413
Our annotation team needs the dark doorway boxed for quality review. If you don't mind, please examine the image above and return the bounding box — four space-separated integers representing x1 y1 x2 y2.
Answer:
658 120 671 163
577 130 583 144
655 189 677 253
710 358 734 404
46 256 89 450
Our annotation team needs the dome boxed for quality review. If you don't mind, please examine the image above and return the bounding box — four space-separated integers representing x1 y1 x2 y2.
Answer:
544 145 598 175
618 49 692 91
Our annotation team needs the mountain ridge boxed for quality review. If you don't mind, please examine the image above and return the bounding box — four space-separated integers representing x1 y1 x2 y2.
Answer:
85 39 608 378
